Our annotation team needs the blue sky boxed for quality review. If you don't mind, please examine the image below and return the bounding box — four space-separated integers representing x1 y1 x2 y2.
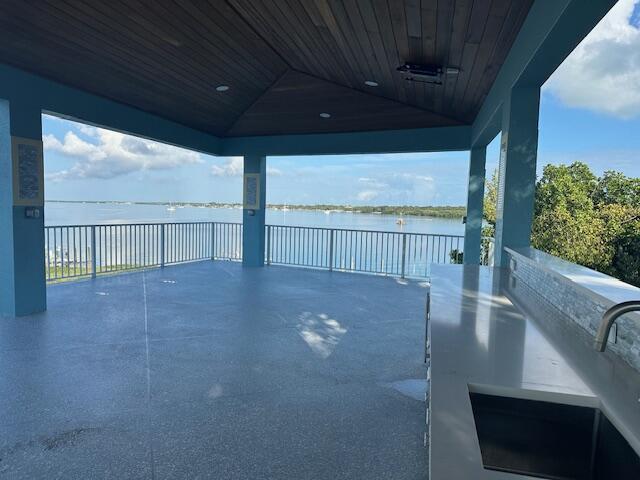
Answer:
43 0 640 206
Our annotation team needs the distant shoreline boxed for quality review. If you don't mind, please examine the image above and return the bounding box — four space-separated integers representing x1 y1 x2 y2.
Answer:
46 200 466 219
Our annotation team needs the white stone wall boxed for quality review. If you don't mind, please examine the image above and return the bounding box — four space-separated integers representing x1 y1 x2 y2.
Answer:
506 249 640 372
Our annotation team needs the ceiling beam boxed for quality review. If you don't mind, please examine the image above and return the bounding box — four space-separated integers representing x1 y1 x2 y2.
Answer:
0 63 222 156
0 61 471 156
471 0 618 147
219 126 471 156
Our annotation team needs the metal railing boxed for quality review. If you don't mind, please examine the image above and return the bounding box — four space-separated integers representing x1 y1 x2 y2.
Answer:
45 222 473 282
266 225 464 278
44 222 242 282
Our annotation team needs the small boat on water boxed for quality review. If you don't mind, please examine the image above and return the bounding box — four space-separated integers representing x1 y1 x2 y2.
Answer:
396 218 405 225
167 204 176 212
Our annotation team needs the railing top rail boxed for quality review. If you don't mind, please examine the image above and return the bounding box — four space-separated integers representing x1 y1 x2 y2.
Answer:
266 223 464 238
45 221 466 239
45 221 238 228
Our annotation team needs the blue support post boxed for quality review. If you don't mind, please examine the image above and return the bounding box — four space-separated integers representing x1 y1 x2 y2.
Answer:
494 87 540 267
242 155 266 267
0 99 46 316
463 146 486 265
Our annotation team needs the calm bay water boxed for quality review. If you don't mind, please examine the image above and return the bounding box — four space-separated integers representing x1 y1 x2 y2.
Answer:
45 202 465 236
44 202 465 279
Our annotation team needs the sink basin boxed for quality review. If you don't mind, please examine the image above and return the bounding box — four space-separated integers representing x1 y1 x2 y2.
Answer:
469 392 640 479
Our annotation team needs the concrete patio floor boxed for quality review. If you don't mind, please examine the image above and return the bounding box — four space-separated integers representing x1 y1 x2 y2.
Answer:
0 261 429 479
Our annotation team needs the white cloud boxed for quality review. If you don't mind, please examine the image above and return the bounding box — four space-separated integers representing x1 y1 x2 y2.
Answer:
210 157 282 177
289 164 352 176
358 177 387 189
44 127 203 181
394 173 434 183
354 173 436 204
77 124 99 137
44 132 98 160
210 157 243 177
357 190 381 201
356 177 388 201
545 0 640 118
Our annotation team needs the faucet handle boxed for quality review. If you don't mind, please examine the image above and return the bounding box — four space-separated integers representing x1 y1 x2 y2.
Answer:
595 300 640 352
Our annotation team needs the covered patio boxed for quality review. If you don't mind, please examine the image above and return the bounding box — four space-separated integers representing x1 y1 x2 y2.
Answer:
1 261 428 479
3 2 639 480
0 0 618 318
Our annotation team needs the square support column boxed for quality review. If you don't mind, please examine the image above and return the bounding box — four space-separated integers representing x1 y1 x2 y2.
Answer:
0 99 46 316
494 87 540 267
242 154 266 267
463 146 486 265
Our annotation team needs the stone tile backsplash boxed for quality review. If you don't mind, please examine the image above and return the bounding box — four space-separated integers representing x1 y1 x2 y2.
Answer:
506 249 640 373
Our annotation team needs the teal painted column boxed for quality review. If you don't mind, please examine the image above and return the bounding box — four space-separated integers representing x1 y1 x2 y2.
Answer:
0 99 46 316
494 87 540 267
242 154 266 267
463 146 486 265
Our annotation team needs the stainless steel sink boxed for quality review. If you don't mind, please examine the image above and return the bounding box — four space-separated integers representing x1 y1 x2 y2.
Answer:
469 392 640 479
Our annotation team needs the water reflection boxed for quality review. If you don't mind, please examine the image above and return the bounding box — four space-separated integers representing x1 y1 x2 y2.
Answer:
45 201 465 235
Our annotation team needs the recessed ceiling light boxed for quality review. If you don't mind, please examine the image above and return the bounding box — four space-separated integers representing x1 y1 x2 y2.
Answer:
215 85 230 92
364 80 379 87
319 112 331 118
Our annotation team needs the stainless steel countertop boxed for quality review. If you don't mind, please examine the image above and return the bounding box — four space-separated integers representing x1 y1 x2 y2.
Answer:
428 265 640 480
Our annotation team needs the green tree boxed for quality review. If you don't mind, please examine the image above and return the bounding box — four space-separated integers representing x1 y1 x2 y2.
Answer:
531 163 606 270
596 202 640 284
593 171 640 207
482 170 498 239
532 204 608 270
483 161 640 287
483 170 498 228
534 163 598 215
610 233 640 286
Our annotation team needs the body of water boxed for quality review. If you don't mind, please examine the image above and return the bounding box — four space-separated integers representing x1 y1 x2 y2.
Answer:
45 202 465 236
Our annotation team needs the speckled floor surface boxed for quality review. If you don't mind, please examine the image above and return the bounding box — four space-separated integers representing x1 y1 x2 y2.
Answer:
0 261 429 479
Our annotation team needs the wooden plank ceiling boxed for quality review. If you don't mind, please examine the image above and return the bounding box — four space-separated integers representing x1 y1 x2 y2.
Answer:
0 0 533 138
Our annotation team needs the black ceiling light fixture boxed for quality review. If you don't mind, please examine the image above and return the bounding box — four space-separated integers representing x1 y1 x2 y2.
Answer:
396 63 460 85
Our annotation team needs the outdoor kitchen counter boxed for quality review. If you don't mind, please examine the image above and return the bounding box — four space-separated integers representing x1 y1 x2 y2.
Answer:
428 265 640 480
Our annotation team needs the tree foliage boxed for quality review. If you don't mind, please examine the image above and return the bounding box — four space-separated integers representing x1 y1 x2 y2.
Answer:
593 171 640 208
481 170 499 242
267 204 466 218
484 162 640 287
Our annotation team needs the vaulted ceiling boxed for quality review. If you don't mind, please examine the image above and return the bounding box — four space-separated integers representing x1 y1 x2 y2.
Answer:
0 0 534 137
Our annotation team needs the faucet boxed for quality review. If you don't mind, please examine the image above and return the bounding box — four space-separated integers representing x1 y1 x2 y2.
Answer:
594 301 640 352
